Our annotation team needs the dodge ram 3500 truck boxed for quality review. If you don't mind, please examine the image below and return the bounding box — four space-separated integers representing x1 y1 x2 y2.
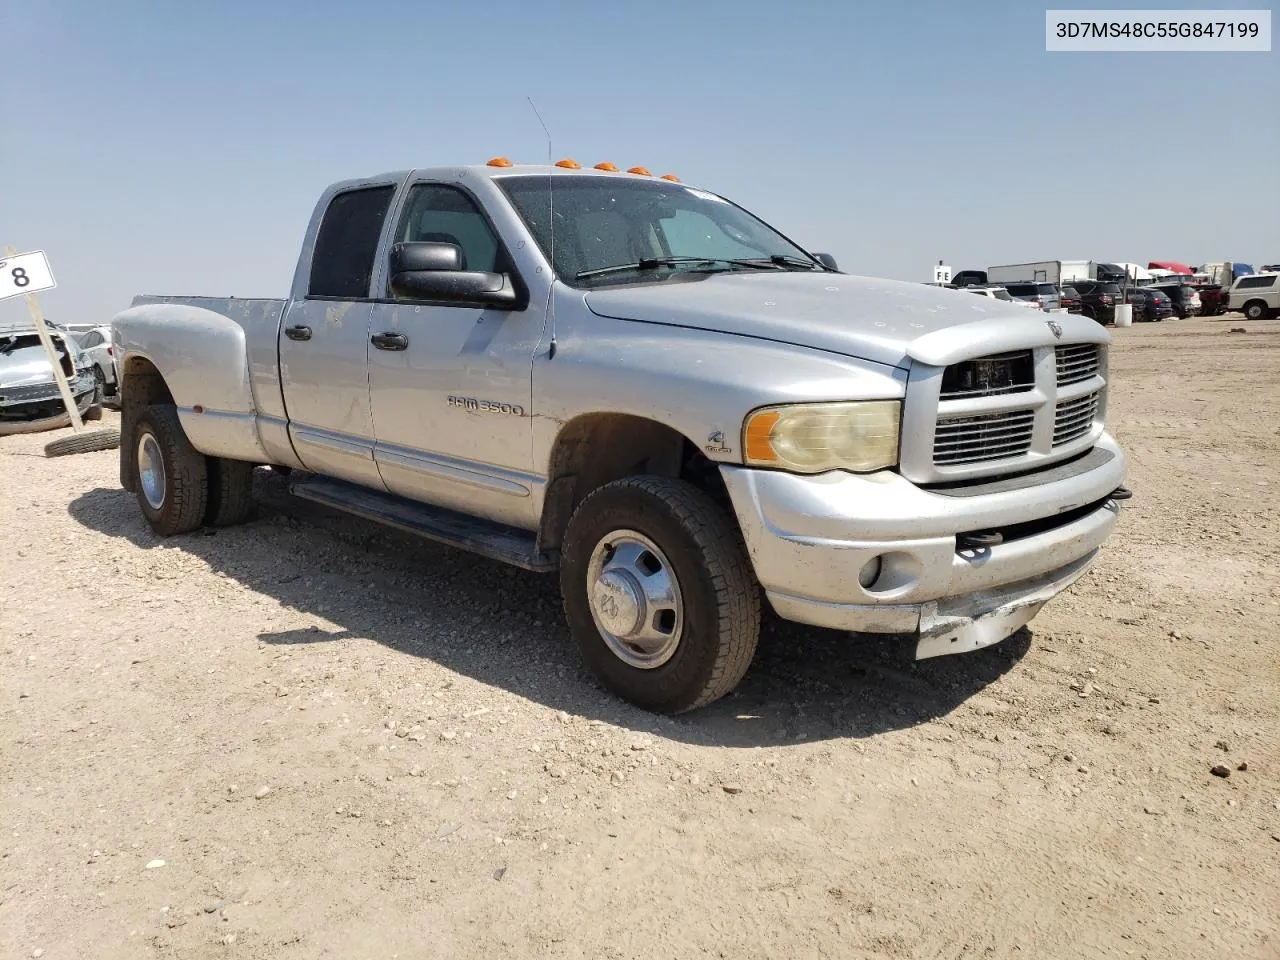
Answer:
110 159 1130 714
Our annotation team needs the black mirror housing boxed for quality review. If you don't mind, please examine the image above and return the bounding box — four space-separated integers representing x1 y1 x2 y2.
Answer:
813 252 840 271
388 241 527 310
391 241 463 273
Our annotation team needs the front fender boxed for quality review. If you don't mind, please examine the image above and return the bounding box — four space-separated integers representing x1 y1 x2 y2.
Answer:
113 302 270 463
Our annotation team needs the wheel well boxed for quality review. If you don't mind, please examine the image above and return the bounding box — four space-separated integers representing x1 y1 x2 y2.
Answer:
537 413 732 555
1243 298 1268 312
118 356 175 492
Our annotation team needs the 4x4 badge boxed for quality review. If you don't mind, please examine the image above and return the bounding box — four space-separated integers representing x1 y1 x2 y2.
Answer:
1047 320 1063 339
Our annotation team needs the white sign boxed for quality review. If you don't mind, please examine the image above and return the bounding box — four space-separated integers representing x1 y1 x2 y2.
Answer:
933 263 952 284
0 250 57 301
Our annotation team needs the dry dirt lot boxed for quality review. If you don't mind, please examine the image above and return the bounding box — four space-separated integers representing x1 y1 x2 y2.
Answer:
3 315 1278 960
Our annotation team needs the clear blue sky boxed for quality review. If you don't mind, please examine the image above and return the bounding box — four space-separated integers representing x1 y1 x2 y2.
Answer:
2 0 1276 326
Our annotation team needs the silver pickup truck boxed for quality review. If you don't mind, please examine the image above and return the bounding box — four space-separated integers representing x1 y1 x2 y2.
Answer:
110 159 1129 714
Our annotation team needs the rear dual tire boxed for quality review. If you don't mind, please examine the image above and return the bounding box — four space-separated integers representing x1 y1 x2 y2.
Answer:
133 404 256 536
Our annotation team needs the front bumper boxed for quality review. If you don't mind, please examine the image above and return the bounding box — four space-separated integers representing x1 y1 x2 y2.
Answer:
0 370 96 422
721 434 1128 659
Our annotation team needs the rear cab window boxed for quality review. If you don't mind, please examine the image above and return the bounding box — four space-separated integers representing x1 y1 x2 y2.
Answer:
308 185 397 298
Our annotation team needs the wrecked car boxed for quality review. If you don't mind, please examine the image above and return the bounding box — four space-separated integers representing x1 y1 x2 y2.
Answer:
0 319 103 435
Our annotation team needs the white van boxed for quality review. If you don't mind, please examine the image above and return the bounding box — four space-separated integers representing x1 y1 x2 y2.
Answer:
1228 274 1280 321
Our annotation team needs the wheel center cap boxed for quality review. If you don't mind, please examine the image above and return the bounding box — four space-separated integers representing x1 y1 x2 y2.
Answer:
591 569 644 638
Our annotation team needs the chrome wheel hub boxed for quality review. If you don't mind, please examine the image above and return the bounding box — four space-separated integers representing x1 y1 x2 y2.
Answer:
138 432 166 511
586 529 684 670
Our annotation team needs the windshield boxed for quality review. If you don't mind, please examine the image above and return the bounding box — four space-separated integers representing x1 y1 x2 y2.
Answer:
497 174 821 287
1036 284 1057 296
1100 283 1122 295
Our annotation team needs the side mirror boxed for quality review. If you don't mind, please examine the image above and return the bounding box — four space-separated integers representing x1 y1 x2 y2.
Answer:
812 252 840 271
388 241 525 310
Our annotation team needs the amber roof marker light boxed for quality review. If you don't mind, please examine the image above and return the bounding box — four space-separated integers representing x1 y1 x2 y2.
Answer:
555 158 581 169
660 173 680 182
594 162 619 171
627 166 651 176
486 156 513 167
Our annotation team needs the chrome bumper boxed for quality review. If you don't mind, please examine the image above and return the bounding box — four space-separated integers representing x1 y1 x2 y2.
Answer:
721 433 1128 658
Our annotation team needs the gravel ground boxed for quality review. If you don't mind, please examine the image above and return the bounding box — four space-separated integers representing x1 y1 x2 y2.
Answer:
2 314 1278 960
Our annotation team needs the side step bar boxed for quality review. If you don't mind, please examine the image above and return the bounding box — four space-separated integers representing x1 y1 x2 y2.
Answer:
288 474 558 573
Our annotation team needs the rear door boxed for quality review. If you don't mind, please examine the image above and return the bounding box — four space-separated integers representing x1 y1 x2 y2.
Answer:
279 183 397 489
365 180 544 529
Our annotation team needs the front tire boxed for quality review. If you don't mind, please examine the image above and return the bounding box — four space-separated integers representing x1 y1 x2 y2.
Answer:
133 404 209 536
1243 300 1267 322
559 475 761 714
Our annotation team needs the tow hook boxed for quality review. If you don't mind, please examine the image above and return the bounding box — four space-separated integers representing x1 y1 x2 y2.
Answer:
958 530 1004 549
1109 486 1134 502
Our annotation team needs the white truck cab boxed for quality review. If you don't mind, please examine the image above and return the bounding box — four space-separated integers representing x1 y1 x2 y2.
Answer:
1228 273 1280 321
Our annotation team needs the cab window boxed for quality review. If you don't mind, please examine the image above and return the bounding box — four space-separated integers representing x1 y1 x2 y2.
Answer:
395 184 501 274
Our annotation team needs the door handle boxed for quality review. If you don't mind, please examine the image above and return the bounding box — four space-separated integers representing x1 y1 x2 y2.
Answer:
285 325 312 342
371 332 409 351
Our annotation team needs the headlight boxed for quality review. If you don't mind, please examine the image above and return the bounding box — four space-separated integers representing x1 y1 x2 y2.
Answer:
742 400 901 474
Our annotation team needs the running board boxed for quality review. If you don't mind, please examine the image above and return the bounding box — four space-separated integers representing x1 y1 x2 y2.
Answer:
287 474 558 572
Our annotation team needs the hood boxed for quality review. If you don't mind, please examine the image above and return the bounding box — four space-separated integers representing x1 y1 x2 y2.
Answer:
0 330 87 389
582 272 1106 369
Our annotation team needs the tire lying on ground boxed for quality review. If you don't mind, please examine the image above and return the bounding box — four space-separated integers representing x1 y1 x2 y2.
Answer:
44 428 122 457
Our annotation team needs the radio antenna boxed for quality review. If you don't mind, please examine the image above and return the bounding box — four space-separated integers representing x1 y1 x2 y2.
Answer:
527 96 557 360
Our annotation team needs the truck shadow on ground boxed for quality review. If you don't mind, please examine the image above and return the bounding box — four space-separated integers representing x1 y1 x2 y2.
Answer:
70 471 1031 748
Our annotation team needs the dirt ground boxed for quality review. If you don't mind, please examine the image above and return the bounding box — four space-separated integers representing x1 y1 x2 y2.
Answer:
2 314 1278 960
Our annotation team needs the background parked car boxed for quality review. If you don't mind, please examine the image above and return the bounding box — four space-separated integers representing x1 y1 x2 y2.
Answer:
1000 281 1061 311
1139 287 1175 321
1228 273 1280 320
1058 285 1083 313
1193 283 1228 316
73 326 120 407
1062 279 1121 323
1123 288 1150 323
963 284 1043 309
1151 283 1202 318
950 269 988 288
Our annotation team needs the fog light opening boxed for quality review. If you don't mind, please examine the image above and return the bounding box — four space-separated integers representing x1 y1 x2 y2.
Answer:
858 556 883 589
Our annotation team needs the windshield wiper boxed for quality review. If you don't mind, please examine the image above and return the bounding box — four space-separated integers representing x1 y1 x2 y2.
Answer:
575 257 779 282
731 254 829 271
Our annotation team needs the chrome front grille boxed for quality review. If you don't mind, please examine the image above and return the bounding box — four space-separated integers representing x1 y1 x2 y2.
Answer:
1054 390 1100 445
902 334 1109 484
1055 343 1100 385
934 410 1035 465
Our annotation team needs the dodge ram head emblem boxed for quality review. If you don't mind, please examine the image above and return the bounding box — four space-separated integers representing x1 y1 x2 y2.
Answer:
1047 319 1063 339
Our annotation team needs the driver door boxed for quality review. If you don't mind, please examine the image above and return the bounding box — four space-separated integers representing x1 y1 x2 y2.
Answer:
366 181 545 530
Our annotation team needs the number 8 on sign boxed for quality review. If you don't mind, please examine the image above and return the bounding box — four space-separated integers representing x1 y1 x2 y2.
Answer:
0 250 57 301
